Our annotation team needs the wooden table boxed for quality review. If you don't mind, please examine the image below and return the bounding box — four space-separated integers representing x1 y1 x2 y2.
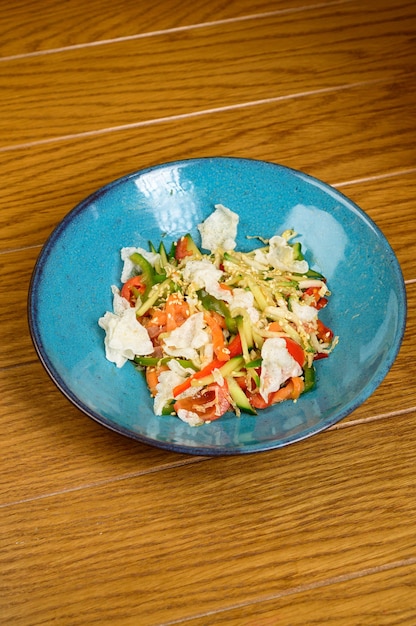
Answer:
1 1 415 623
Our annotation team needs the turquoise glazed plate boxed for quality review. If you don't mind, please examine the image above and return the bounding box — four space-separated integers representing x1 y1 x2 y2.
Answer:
28 157 407 455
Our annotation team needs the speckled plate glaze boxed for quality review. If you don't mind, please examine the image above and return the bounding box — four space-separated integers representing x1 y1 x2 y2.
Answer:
28 157 407 455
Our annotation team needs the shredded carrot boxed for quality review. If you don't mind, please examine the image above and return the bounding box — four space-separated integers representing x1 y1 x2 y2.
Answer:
210 310 227 329
250 379 294 409
172 333 242 397
268 377 304 404
145 364 169 397
270 381 294 404
204 312 230 362
290 376 304 400
268 321 284 333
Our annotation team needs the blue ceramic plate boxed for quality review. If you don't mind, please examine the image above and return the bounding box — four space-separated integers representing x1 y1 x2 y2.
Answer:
28 157 406 455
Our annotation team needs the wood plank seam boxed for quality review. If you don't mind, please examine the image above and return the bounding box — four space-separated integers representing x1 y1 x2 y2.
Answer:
0 0 354 63
333 167 416 188
157 557 416 625
0 165 414 255
0 459 211 510
328 406 416 430
0 76 396 155
0 408 414 509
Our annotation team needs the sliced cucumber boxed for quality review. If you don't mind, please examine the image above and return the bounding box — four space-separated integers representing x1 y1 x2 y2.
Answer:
226 376 257 415
134 356 197 370
245 357 262 368
233 314 254 362
306 268 325 280
291 241 304 261
193 356 245 388
158 241 169 267
303 363 316 393
161 399 176 415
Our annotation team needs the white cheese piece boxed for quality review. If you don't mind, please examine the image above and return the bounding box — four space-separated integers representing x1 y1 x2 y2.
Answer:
229 288 260 323
259 337 302 402
176 409 204 427
120 247 160 283
254 235 309 274
111 285 130 315
290 299 318 323
98 307 153 368
162 312 210 362
197 204 239 252
200 340 214 367
153 369 183 416
167 359 195 378
182 259 232 302
153 361 199 416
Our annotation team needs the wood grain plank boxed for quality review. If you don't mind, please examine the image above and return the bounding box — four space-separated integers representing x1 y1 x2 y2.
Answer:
0 0 414 147
0 0 337 58
0 79 415 252
0 283 414 502
2 4 414 624
181 561 416 625
1 412 415 624
0 359 207 506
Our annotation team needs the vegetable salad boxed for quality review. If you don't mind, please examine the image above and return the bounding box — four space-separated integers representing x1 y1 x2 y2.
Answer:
98 204 337 426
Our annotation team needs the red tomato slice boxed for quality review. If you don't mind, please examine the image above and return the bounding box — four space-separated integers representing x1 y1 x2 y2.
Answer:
121 275 146 306
174 383 230 422
174 235 196 261
267 323 305 367
284 337 305 367
316 319 334 342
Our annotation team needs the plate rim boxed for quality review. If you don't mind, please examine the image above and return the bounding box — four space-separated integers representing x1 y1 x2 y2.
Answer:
27 156 408 455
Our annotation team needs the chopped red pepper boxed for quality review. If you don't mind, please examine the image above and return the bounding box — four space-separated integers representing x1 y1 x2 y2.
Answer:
317 319 334 342
172 333 242 397
303 286 328 310
121 276 146 306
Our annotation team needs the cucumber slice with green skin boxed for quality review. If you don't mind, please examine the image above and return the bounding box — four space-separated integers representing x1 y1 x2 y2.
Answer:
223 251 239 264
291 241 304 261
134 356 198 370
161 399 176 415
158 241 176 267
194 355 245 388
245 357 262 368
226 376 257 415
236 314 254 362
158 241 169 266
303 363 316 393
